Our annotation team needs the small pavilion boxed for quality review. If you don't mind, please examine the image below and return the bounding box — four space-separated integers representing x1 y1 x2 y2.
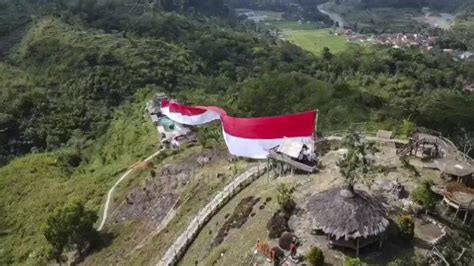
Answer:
432 158 473 184
306 185 389 256
432 182 474 224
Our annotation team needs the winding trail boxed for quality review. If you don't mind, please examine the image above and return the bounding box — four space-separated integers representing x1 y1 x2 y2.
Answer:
97 147 166 231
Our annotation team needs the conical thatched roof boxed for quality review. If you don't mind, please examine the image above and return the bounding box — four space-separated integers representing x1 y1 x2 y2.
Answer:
306 186 389 241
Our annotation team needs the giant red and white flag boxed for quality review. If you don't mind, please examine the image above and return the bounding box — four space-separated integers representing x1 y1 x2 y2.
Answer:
160 100 225 126
221 111 316 159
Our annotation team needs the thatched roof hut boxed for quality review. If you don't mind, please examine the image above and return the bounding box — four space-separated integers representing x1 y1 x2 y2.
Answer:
307 186 389 248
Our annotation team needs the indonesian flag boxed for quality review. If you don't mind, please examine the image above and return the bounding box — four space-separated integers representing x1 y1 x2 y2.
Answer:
221 111 316 159
160 100 225 126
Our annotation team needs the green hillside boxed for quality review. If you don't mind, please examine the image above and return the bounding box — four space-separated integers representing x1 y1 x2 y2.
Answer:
0 0 473 264
0 90 159 264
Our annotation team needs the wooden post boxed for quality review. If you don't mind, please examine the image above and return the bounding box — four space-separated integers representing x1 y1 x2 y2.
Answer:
356 238 360 257
453 207 460 220
314 109 319 143
443 200 450 216
267 158 270 183
463 211 469 224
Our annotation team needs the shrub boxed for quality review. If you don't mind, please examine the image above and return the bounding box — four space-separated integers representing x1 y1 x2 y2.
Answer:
43 200 99 260
276 183 296 213
396 119 416 139
305 246 324 266
344 257 367 266
398 215 415 240
411 180 437 212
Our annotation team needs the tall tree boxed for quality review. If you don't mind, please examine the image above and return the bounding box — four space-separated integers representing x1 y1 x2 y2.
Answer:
43 200 99 260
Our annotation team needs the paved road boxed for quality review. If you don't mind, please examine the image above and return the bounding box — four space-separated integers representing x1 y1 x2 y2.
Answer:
97 147 165 231
318 3 345 28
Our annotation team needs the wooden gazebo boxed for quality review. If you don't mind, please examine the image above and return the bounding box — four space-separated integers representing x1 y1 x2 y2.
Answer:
432 182 474 224
306 185 389 256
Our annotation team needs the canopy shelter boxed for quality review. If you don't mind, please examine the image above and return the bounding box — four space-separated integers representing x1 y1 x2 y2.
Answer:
431 158 473 184
306 186 389 256
268 138 318 173
432 182 474 224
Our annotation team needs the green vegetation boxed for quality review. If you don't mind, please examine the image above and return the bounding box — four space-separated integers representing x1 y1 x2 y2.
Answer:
180 172 278 265
347 0 472 12
344 257 368 266
282 29 349 55
411 180 437 212
0 93 159 264
276 182 295 213
43 200 99 260
398 215 415 241
395 120 417 139
325 3 429 33
305 246 325 266
267 20 327 30
338 132 375 185
0 0 473 264
0 17 192 164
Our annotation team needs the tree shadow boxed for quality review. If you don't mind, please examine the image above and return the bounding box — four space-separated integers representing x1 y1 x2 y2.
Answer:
89 231 116 255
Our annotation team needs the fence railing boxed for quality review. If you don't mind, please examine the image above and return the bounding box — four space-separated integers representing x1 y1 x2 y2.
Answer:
157 164 267 266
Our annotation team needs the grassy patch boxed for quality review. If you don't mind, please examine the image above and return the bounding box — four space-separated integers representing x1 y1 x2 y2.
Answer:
282 28 349 55
264 20 349 55
267 20 325 30
211 196 260 247
0 91 160 264
83 155 249 265
180 176 279 265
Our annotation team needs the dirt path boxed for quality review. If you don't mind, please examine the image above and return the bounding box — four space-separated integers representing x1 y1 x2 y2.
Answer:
97 147 166 231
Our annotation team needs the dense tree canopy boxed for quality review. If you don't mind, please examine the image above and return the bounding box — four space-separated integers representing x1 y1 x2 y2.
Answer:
0 0 473 264
43 200 99 260
1 0 473 164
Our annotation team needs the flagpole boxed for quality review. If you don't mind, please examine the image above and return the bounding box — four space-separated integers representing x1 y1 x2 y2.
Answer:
314 109 319 144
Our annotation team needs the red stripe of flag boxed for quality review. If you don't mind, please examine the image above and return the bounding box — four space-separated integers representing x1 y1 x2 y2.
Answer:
221 111 316 139
169 102 207 116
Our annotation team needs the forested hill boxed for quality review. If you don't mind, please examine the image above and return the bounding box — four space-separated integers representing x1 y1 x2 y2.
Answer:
336 0 474 12
0 0 473 165
0 0 473 264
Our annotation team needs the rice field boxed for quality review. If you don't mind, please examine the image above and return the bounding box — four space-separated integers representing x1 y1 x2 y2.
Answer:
281 28 349 55
264 20 349 55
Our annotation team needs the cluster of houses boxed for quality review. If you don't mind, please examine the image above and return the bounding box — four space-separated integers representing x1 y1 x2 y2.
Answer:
339 29 474 62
